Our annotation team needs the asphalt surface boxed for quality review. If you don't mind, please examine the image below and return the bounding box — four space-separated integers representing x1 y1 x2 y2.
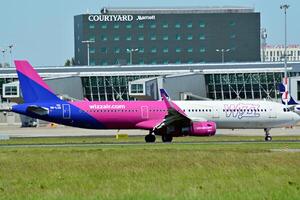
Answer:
1 125 300 138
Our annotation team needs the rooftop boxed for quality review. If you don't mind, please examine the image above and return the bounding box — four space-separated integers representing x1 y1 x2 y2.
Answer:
99 6 255 14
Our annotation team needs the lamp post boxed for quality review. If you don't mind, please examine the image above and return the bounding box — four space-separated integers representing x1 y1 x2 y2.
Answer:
216 48 230 63
8 44 13 67
280 4 290 107
1 48 6 68
126 48 138 65
82 40 95 66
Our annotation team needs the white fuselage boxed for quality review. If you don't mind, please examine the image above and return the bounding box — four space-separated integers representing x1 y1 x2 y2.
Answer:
174 100 300 129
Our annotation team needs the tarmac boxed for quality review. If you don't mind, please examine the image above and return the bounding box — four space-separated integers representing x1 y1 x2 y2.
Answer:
0 125 300 138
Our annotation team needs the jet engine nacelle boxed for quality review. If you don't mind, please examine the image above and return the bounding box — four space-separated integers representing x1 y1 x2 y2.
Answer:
189 121 216 136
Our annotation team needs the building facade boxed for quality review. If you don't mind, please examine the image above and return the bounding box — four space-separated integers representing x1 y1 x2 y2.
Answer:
2 62 300 103
263 45 300 62
74 7 261 66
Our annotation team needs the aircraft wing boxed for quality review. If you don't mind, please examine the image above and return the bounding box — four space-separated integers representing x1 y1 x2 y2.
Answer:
27 105 49 116
156 89 192 129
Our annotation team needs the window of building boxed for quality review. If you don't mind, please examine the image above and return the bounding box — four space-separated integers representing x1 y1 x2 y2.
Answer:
100 47 107 53
230 34 236 39
150 35 157 41
126 23 132 29
89 36 95 42
175 48 181 53
126 36 132 41
200 48 206 53
114 48 120 53
151 60 157 64
101 35 108 41
187 35 193 40
138 35 144 41
229 21 236 26
150 23 156 29
89 24 95 29
175 61 181 64
131 84 143 94
89 48 95 54
199 21 206 28
138 48 144 53
187 22 193 28
138 23 144 28
163 36 169 41
139 60 144 64
188 60 193 64
163 48 169 53
101 60 108 65
90 61 95 66
199 34 206 40
4 86 18 96
151 48 157 53
176 35 181 40
114 36 120 41
114 24 120 29
187 48 193 53
163 61 169 64
162 23 168 28
175 23 181 28
101 24 107 29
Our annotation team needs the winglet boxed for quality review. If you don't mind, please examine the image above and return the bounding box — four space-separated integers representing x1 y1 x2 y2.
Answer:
160 88 172 109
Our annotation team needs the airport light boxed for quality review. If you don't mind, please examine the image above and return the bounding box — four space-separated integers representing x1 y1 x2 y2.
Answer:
8 44 14 67
82 40 95 66
216 48 230 63
280 4 290 107
126 48 138 65
1 48 6 68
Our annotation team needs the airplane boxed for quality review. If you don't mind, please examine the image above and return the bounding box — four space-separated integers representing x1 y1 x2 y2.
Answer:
11 60 300 142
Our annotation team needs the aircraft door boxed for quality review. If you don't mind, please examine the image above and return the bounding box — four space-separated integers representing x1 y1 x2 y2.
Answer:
268 106 277 118
141 106 149 119
212 108 219 118
63 104 71 119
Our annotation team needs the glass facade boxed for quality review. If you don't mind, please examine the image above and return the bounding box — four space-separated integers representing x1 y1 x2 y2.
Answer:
81 75 156 101
205 72 288 100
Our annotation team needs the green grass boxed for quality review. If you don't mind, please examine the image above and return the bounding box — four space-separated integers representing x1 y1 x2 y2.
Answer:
1 135 300 145
0 137 300 199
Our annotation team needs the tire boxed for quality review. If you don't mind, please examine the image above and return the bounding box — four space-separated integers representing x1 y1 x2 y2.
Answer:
265 136 272 141
162 135 173 143
145 134 156 143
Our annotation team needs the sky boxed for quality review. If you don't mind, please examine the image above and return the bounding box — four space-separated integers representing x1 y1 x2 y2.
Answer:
0 0 299 66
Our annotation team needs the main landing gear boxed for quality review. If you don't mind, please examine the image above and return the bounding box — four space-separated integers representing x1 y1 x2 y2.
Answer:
145 132 156 143
264 128 272 141
162 134 173 143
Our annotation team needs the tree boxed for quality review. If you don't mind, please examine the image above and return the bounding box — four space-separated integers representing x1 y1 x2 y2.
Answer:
64 59 71 66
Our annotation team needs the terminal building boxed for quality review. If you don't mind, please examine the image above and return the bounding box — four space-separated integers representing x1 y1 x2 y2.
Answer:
74 7 261 66
1 62 300 125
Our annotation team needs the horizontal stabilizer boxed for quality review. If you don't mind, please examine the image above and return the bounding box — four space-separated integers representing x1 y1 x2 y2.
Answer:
27 105 49 116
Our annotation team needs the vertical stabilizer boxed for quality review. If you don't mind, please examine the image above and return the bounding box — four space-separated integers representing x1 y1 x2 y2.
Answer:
14 60 61 103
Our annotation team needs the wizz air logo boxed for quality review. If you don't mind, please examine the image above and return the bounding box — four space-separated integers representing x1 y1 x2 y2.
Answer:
89 104 125 109
224 104 260 119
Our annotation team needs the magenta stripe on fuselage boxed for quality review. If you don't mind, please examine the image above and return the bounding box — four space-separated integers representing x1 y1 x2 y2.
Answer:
14 60 53 92
70 101 168 129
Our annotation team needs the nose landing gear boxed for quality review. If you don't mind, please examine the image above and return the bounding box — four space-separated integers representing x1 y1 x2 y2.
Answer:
264 128 272 141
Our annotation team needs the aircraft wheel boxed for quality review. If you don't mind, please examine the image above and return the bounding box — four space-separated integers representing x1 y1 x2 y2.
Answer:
265 135 272 141
162 135 173 143
145 134 156 143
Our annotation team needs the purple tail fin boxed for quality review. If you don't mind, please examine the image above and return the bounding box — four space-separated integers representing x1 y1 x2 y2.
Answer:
14 60 61 103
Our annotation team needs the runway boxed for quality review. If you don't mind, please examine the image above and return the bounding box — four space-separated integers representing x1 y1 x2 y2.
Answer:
1 140 300 148
1 125 300 138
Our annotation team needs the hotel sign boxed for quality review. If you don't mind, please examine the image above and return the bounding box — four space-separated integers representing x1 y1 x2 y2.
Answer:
88 15 156 22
